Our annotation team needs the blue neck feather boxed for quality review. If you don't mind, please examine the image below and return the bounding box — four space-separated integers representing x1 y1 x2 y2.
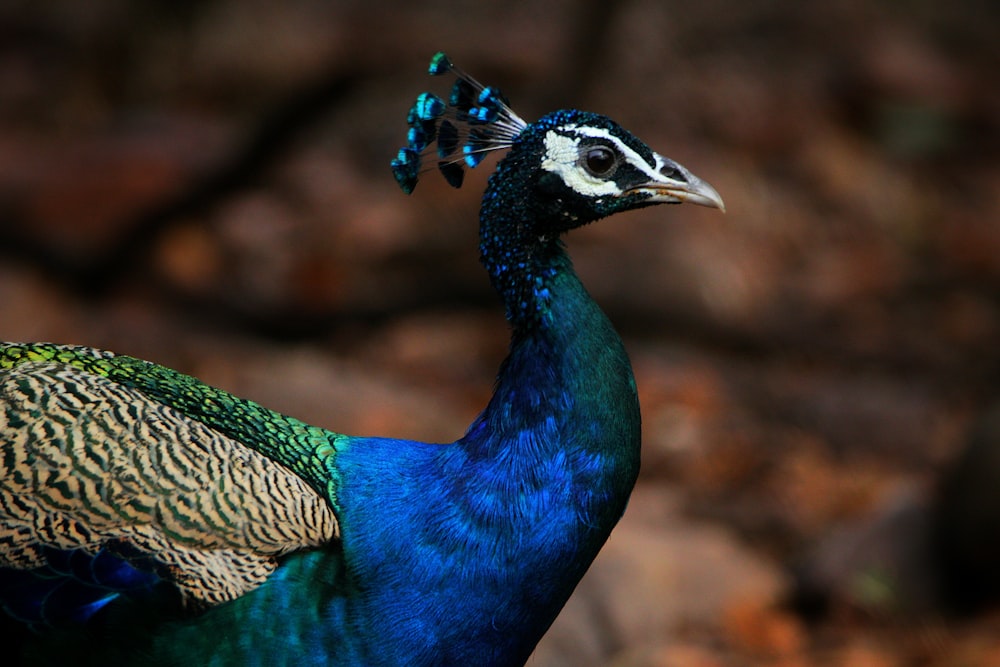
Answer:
323 275 641 666
301 143 643 665
387 140 643 662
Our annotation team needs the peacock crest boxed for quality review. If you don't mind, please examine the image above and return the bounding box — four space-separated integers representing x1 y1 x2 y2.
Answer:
391 52 528 194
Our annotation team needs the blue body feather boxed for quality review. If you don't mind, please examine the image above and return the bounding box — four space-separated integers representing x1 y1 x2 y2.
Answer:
1 52 723 665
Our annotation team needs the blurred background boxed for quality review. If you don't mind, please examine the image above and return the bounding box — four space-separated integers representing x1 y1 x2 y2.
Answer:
1 1 998 664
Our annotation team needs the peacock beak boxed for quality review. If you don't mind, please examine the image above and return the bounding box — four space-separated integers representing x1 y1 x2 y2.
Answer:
626 156 726 212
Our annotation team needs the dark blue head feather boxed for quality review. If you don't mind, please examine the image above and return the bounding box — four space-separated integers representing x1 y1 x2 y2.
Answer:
391 52 527 194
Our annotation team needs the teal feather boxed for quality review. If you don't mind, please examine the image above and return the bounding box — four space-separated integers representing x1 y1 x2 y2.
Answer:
1 52 723 665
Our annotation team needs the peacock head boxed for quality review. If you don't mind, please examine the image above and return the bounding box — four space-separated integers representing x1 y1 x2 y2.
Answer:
391 52 724 232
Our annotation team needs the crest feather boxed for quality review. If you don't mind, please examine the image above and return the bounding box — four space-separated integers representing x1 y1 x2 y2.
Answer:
392 52 528 194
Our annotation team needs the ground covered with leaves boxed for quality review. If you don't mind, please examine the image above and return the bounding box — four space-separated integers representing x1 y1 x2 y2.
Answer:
1 2 998 665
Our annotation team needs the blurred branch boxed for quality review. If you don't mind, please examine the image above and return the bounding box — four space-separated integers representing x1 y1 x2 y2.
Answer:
0 66 360 295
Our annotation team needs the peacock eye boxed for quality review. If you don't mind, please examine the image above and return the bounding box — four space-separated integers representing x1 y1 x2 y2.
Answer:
582 145 617 177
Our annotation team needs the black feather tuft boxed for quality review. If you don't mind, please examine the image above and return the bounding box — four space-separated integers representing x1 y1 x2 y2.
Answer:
437 120 459 159
439 161 465 189
391 52 527 193
428 51 453 76
391 148 421 195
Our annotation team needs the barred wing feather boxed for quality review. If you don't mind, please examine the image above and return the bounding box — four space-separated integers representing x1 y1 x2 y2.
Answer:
0 348 339 610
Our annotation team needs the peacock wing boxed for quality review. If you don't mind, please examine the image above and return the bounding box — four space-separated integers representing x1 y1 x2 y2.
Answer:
0 343 341 626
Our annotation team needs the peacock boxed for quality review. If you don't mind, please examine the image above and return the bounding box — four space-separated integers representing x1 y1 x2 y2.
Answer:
0 52 723 666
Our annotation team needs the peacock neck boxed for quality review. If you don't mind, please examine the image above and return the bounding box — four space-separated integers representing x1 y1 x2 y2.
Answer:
479 228 563 333
471 251 641 471
473 167 642 486
478 157 571 331
422 179 642 664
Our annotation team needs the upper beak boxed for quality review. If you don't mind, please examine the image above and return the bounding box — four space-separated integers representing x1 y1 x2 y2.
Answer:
625 156 726 213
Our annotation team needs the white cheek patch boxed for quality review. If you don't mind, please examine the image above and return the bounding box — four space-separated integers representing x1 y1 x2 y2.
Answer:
540 131 622 197
540 125 673 198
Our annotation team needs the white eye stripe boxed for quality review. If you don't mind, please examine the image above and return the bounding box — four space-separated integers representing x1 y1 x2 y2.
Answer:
558 125 665 182
540 125 675 200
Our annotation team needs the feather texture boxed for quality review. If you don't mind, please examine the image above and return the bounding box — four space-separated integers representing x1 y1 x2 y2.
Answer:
1 344 338 622
0 53 723 665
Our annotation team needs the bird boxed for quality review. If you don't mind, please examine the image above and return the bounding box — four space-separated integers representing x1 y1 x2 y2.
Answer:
0 52 724 666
